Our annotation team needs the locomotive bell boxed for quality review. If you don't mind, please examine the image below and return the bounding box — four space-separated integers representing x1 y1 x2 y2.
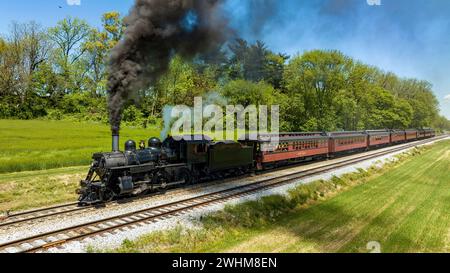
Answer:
125 140 137 152
148 137 162 148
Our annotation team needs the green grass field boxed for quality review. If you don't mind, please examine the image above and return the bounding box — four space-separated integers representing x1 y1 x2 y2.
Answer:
110 139 450 253
0 166 85 212
0 119 160 173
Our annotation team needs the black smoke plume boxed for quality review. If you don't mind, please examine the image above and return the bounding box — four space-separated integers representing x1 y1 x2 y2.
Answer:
108 0 229 134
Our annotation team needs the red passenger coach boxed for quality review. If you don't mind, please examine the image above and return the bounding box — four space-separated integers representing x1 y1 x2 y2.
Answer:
427 129 436 138
328 131 368 154
390 130 406 143
366 130 391 147
418 129 427 139
419 128 434 139
254 133 329 169
405 129 418 141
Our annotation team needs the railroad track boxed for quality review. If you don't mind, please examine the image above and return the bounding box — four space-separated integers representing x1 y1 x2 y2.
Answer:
0 183 234 229
0 170 262 228
0 202 82 228
0 135 446 253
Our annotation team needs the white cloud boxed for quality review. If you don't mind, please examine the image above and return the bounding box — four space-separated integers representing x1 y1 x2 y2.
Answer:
67 0 81 5
445 94 450 101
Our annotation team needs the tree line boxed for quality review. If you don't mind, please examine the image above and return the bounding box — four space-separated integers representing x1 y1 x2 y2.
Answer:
0 12 449 131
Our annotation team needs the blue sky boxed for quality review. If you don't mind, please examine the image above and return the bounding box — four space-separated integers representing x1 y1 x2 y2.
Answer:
0 0 449 118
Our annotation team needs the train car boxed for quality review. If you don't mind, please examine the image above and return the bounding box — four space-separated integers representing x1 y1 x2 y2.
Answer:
430 129 436 137
208 141 254 173
390 130 406 144
244 133 329 169
366 130 391 147
417 129 427 139
422 128 435 138
327 131 368 154
405 129 418 141
276 132 325 137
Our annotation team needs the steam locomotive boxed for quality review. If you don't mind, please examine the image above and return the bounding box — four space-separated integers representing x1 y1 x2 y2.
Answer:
77 129 436 205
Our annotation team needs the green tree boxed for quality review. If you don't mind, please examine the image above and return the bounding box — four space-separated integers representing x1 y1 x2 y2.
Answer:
221 80 281 107
82 12 124 97
220 79 290 131
227 39 288 87
48 17 90 97
148 56 217 116
284 50 352 131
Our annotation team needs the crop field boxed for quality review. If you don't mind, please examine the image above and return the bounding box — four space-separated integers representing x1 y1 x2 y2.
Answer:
0 119 160 173
111 139 450 253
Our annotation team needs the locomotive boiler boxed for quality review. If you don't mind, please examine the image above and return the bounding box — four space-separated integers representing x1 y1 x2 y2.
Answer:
77 134 190 205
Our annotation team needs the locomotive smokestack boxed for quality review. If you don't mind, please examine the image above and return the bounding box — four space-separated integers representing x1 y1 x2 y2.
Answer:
112 134 119 152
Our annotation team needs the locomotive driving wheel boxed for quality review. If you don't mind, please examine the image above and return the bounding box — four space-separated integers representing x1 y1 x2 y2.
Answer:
154 170 170 193
179 168 193 185
101 188 115 202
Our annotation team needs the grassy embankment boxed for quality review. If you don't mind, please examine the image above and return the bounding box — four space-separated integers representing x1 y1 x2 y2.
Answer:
0 119 160 174
0 166 85 212
109 139 450 253
0 119 159 212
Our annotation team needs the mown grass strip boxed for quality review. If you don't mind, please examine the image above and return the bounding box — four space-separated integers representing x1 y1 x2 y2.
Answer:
0 166 87 212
